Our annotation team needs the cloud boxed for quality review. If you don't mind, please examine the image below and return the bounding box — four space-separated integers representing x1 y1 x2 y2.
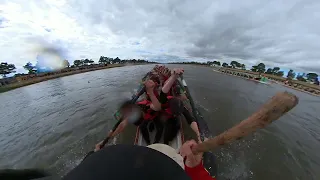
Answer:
1 0 320 74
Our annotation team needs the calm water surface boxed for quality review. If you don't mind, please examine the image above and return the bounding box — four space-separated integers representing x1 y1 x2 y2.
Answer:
0 65 319 179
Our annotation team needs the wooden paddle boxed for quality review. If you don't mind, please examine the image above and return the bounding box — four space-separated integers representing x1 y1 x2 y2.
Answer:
192 91 299 153
82 72 150 161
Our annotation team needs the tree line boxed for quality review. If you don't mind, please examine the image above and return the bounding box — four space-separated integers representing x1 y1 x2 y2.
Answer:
175 60 319 84
96 56 152 65
0 56 154 77
1 58 318 84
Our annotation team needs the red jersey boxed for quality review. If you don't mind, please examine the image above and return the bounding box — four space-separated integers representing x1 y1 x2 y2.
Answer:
184 162 216 180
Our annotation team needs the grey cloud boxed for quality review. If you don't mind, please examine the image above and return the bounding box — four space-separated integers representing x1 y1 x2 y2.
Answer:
145 54 190 63
68 0 320 73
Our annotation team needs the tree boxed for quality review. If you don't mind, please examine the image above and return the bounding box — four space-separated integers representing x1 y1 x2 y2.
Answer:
23 62 37 74
275 71 284 77
208 61 221 66
222 63 228 67
99 56 104 64
99 56 113 64
306 73 318 81
230 61 240 68
240 64 246 70
272 67 280 74
265 68 273 74
251 63 265 73
73 60 82 67
257 63 266 73
109 58 114 64
83 59 90 65
114 57 121 64
99 56 106 64
0 62 16 77
89 59 94 64
251 63 266 73
296 74 307 82
296 73 307 82
287 69 296 79
62 60 70 68
251 65 258 72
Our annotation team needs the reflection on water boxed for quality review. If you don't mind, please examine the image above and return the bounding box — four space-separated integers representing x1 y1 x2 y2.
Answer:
0 65 319 179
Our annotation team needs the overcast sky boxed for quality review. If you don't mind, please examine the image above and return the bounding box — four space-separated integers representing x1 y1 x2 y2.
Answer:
1 0 320 74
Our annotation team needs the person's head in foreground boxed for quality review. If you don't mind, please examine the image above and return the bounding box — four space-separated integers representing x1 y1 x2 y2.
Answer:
62 142 202 180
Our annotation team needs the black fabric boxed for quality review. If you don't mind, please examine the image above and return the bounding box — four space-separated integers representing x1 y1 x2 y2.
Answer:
136 117 164 144
63 145 190 180
159 90 168 104
164 118 180 145
139 121 151 144
0 169 49 180
153 117 164 143
169 98 184 116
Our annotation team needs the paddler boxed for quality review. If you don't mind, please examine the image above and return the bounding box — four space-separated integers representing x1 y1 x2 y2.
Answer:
101 79 164 145
98 68 184 145
159 68 202 143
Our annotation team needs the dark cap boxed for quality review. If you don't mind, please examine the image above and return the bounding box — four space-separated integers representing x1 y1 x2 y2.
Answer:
63 145 190 180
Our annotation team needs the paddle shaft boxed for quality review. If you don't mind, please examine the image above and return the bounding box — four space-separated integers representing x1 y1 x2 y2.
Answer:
192 91 299 153
83 72 150 160
179 75 205 141
99 120 123 148
99 84 148 148
180 74 218 176
180 75 197 117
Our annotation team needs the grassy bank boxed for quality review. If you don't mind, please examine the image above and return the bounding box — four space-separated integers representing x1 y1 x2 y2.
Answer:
0 64 143 93
214 67 320 97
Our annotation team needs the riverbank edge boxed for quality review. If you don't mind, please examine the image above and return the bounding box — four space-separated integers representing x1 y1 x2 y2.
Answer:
0 64 148 93
212 68 320 97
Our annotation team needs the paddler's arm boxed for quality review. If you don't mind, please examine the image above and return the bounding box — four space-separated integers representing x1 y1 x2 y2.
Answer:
145 80 161 111
94 120 128 152
162 68 184 93
109 119 128 138
182 107 201 142
180 140 215 180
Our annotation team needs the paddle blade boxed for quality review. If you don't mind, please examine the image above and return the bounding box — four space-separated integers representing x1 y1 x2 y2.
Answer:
194 91 299 153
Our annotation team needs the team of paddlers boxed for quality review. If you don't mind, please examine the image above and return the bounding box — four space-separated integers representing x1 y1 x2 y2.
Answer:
88 65 215 180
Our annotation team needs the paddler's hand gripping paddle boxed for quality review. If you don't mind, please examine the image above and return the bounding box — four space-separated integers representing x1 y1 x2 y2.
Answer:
83 72 150 161
191 91 299 153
